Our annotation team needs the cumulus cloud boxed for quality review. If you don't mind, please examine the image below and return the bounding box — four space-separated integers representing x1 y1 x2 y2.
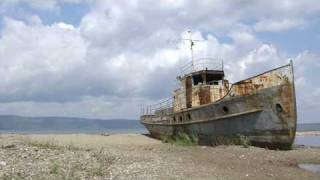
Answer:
0 17 87 102
0 17 179 102
254 19 304 32
0 0 319 121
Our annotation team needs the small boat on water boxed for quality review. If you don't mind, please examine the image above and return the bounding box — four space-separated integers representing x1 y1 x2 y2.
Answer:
140 35 297 150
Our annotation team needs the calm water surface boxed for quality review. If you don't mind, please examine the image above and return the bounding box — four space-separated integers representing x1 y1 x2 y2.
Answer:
298 164 320 174
295 136 320 147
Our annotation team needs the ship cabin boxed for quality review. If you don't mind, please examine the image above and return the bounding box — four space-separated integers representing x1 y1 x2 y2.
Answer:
173 66 229 112
140 59 229 119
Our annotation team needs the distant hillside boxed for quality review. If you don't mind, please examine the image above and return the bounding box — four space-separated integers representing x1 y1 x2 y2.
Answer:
0 115 145 133
297 123 320 132
1 115 318 134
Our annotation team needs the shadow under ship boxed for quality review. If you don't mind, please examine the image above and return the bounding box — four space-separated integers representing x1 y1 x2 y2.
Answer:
140 59 297 150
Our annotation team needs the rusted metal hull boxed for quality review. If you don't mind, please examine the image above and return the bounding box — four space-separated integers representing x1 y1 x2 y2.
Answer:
141 62 297 150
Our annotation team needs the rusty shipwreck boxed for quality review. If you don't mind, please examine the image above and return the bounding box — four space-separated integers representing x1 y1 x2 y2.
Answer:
140 42 296 150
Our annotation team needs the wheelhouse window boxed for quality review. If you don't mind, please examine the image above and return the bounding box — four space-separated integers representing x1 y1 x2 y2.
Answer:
192 74 203 85
191 70 224 86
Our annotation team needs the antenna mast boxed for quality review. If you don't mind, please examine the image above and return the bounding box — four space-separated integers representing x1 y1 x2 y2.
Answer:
183 31 203 72
188 31 195 71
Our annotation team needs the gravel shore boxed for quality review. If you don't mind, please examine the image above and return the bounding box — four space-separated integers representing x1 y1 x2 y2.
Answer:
0 133 320 180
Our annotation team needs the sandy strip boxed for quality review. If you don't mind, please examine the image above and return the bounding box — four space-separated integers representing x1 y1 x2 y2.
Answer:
296 131 320 136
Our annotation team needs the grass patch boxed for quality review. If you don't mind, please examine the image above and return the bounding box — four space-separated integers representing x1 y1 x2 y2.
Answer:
65 143 82 151
2 174 24 180
22 138 83 151
26 140 62 150
50 161 60 174
208 135 251 148
161 133 252 148
239 135 251 148
161 133 198 146
89 148 114 177
90 164 104 177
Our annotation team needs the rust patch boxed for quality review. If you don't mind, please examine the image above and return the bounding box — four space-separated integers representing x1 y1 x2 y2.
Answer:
199 86 211 105
229 65 293 97
186 76 192 108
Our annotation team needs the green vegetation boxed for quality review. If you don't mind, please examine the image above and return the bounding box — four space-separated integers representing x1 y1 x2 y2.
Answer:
22 138 83 151
89 148 114 177
50 161 60 174
161 133 199 146
25 139 62 150
161 133 252 147
208 135 235 146
239 135 251 148
90 164 104 177
208 135 251 148
2 174 24 180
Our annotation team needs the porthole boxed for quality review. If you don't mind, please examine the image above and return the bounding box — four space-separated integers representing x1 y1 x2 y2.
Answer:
222 106 229 113
187 113 192 120
276 103 283 113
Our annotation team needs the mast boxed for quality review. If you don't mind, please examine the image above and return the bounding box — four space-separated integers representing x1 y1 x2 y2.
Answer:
188 31 195 71
184 31 203 72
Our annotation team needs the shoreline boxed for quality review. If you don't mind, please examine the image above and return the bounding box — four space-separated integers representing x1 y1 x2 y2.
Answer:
296 131 320 136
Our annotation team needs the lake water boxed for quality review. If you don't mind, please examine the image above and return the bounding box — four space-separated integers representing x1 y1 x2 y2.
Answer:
0 128 148 135
298 164 320 174
295 136 320 147
295 123 320 147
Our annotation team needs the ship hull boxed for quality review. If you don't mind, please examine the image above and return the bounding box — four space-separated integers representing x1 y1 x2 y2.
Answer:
141 63 297 150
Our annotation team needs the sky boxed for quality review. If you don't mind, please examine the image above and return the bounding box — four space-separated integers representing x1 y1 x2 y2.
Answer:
0 0 319 123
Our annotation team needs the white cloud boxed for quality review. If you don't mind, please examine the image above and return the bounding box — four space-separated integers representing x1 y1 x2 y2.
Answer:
26 15 42 25
0 17 87 102
254 19 304 32
237 44 283 79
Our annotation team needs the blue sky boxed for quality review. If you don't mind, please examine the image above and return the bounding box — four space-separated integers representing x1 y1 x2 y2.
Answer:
0 0 319 123
0 1 88 26
31 3 89 26
257 21 320 54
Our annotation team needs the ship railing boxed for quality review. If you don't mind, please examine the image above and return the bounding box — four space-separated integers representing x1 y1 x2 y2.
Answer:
140 98 174 116
180 58 224 75
141 85 231 117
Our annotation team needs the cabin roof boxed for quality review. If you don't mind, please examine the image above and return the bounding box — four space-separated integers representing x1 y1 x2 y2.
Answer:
177 69 224 81
189 69 224 77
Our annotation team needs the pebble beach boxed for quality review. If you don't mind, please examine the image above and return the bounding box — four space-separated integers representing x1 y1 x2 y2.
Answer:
0 133 320 180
